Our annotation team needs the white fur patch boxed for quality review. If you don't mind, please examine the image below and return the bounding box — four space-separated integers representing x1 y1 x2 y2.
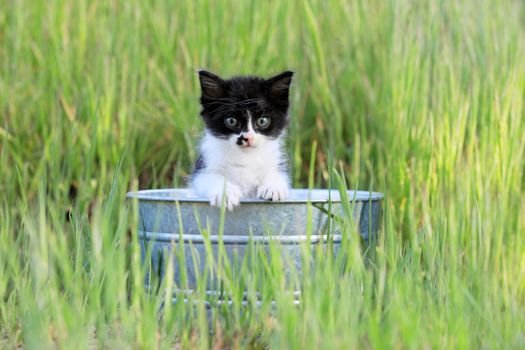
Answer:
191 131 290 209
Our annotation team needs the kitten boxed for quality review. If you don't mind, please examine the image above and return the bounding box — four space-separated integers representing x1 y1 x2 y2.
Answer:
190 70 294 210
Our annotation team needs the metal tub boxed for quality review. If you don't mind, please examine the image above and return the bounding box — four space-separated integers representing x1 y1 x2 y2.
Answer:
126 189 383 301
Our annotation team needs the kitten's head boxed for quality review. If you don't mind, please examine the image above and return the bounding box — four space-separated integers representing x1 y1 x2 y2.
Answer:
198 70 293 150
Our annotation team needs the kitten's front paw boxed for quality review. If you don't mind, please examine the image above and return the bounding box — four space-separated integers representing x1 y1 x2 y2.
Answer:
209 182 242 211
257 177 289 201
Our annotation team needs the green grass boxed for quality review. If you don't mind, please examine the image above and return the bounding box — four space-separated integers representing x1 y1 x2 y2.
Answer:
1 0 525 348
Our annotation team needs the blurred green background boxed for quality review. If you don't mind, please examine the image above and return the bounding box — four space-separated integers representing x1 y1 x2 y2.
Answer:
1 0 524 348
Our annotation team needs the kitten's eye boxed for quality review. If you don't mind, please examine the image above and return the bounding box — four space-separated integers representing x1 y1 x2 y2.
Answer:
224 117 239 129
255 117 270 129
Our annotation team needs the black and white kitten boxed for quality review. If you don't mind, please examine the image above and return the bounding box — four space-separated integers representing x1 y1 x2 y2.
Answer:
191 70 293 210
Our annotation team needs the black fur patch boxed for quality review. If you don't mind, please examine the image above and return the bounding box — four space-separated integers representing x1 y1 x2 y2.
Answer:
192 155 205 175
236 135 248 145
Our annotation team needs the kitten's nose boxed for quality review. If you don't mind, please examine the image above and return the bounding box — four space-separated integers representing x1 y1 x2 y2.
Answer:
237 134 255 147
244 134 254 145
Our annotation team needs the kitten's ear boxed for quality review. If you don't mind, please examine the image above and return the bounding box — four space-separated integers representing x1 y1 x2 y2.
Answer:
198 70 227 99
265 71 294 103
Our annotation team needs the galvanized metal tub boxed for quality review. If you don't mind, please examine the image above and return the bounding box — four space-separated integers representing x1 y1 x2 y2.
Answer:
126 188 383 301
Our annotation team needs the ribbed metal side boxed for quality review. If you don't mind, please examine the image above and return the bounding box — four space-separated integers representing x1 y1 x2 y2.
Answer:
129 188 383 302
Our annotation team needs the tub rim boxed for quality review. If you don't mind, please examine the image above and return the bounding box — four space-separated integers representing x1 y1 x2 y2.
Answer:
126 188 384 204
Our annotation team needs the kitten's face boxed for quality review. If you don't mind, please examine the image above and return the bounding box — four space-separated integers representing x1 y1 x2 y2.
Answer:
198 70 293 150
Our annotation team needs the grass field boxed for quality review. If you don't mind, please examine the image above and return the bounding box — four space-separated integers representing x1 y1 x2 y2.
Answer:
1 0 525 348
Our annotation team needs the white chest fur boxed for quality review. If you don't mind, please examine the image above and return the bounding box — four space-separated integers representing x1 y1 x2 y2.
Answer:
198 132 285 195
191 132 290 210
